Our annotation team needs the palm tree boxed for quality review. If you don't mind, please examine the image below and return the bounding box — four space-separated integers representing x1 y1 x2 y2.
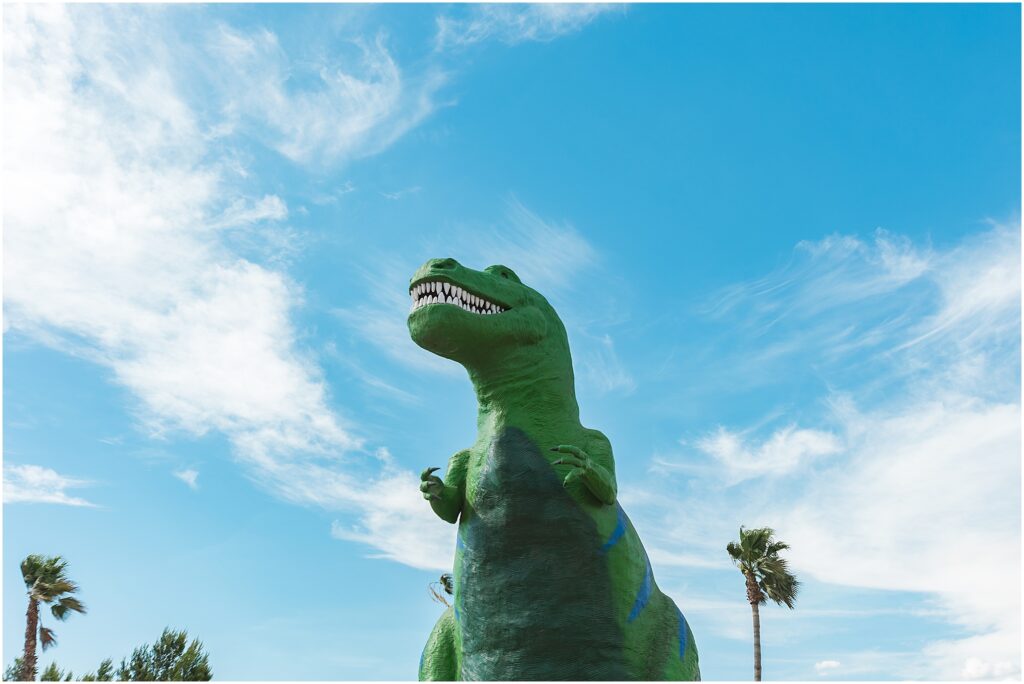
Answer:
727 527 799 681
19 555 86 681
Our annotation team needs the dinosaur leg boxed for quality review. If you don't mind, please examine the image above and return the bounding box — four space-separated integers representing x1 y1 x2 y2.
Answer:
419 607 460 681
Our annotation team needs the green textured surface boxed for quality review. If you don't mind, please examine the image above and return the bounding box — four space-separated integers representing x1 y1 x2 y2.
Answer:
409 258 699 681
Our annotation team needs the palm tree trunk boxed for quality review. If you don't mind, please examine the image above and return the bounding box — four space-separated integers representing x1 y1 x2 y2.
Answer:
745 572 762 681
751 599 762 681
22 597 39 681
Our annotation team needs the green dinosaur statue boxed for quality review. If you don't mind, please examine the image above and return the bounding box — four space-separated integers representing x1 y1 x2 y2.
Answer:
408 257 700 681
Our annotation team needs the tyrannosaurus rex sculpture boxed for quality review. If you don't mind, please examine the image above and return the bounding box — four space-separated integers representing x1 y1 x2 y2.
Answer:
408 257 699 681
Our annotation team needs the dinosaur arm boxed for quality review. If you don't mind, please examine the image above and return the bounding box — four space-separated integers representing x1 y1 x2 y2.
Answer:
551 439 618 506
420 450 469 524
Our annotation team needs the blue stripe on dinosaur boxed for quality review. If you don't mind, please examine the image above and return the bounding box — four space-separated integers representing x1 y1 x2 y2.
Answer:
456 534 465 551
601 504 627 553
677 607 688 659
627 554 653 622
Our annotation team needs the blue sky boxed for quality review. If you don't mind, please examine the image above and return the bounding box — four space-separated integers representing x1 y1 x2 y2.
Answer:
2 3 1020 680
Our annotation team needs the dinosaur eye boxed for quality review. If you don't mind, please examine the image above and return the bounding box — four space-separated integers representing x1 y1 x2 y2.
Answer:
485 264 521 283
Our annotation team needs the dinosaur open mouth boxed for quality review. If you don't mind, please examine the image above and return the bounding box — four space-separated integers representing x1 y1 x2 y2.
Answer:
409 280 507 315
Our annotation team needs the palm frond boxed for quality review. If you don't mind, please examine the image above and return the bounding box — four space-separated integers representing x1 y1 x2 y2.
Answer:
36 580 79 602
51 597 86 620
39 626 57 651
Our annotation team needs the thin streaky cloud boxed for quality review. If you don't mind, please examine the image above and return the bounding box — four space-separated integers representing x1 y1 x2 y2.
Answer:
435 4 624 51
3 464 98 507
173 469 200 491
210 25 447 168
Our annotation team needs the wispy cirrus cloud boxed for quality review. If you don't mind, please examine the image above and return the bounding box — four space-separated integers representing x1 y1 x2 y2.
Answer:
457 197 599 295
696 424 842 485
210 26 446 167
173 469 200 491
435 4 624 51
814 660 841 676
636 223 1021 679
4 464 97 507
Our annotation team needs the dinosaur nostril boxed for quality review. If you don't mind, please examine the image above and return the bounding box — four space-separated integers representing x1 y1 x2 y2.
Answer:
430 258 459 270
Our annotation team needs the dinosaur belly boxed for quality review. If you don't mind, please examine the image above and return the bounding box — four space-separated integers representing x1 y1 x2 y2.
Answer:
456 427 627 681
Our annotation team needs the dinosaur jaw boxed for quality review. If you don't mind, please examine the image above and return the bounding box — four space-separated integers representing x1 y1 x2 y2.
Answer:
408 278 509 316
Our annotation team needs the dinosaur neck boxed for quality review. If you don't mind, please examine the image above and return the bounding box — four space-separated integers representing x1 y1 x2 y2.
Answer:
467 348 583 447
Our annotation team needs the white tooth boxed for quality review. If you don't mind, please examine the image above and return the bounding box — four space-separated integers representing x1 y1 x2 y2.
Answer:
453 286 462 297
444 283 451 294
433 283 440 293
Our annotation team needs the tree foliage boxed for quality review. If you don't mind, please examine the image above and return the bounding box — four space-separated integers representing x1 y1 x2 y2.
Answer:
79 660 114 681
115 629 211 681
5 631 209 682
726 526 799 608
39 663 73 682
4 659 25 682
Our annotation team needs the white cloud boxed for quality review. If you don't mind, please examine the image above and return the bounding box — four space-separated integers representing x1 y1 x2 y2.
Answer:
814 660 841 675
639 224 1021 679
211 26 446 167
1 5 452 569
575 333 636 395
4 465 97 507
435 4 623 50
461 197 599 295
173 469 200 490
697 424 842 485
4 5 357 456
779 395 1020 679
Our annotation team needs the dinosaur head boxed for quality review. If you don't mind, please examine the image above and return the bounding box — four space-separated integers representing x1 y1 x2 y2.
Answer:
407 258 570 375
